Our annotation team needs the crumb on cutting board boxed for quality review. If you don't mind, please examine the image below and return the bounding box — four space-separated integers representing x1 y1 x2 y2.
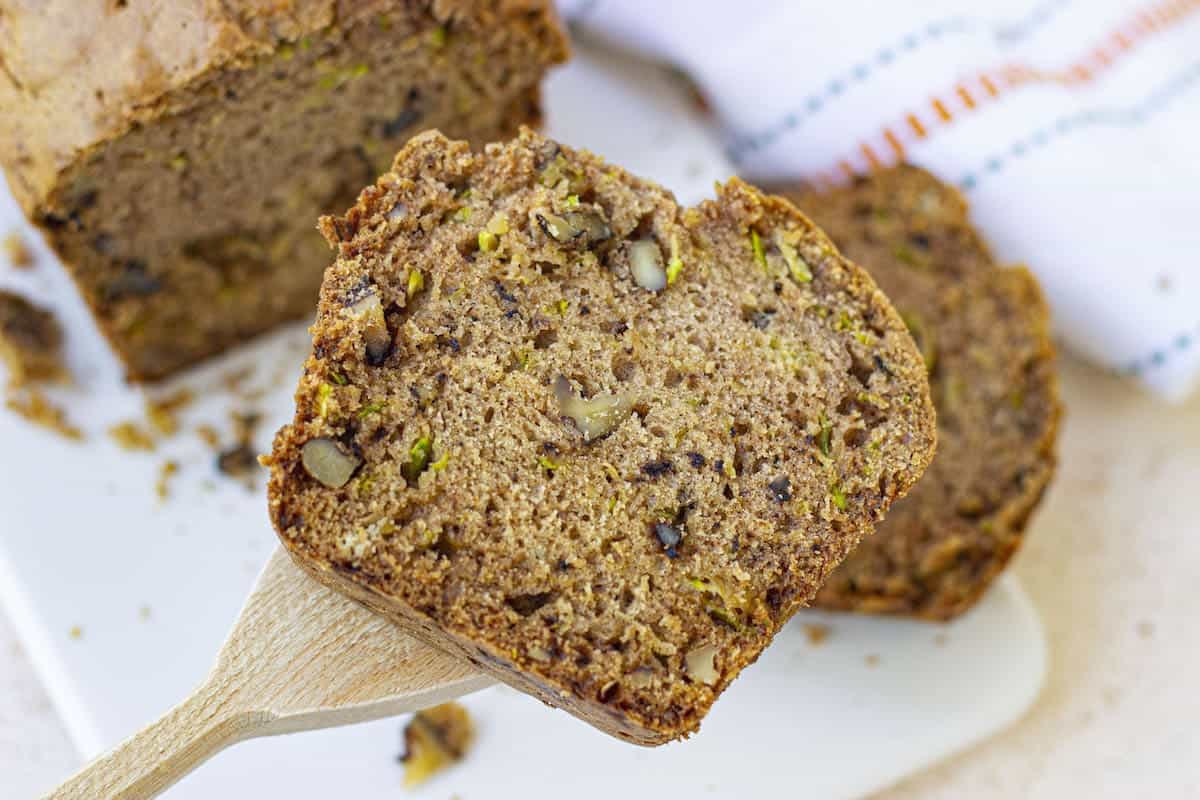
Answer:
6 388 83 440
196 424 221 449
0 290 66 386
398 702 475 788
215 408 263 486
803 623 831 646
1 292 82 439
156 460 180 501
217 442 259 482
3 231 33 269
108 420 156 451
145 389 193 436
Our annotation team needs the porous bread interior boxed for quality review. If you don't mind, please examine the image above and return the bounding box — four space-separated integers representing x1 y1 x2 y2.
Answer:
267 129 936 742
783 167 1060 620
35 7 560 379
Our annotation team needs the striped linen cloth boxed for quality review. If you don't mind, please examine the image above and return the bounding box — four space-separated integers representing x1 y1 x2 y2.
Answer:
559 0 1200 400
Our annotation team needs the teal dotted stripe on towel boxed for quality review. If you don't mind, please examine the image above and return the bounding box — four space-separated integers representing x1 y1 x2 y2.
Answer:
725 4 1072 164
953 59 1200 378
957 59 1200 192
1125 325 1199 377
726 17 972 162
994 0 1074 45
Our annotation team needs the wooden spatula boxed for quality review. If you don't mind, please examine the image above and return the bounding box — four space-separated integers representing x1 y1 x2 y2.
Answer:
46 547 492 800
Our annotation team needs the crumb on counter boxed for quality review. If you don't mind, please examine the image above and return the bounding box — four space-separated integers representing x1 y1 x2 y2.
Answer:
68 625 83 640
398 702 475 788
864 654 881 668
3 231 33 269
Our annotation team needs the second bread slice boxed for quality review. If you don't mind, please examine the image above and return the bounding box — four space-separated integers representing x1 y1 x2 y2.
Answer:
265 129 937 744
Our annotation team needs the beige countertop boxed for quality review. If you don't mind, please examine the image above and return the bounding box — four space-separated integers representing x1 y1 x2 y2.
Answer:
4 354 1198 797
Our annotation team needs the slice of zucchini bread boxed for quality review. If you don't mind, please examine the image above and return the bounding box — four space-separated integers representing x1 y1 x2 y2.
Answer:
264 129 937 744
0 0 567 379
779 166 1061 621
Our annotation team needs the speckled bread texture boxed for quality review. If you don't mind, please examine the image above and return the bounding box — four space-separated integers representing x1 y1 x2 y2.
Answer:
0 0 566 379
779 166 1060 621
265 129 937 744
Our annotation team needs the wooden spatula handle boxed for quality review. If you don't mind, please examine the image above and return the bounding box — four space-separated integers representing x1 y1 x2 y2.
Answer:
44 549 488 799
46 677 257 800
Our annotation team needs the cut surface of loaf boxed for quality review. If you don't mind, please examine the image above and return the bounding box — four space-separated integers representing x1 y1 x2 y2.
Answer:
266 129 937 744
0 0 566 379
779 166 1060 620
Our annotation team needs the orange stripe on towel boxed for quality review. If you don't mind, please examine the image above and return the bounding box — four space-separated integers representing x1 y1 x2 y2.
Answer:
883 128 906 159
808 0 1200 185
906 113 928 138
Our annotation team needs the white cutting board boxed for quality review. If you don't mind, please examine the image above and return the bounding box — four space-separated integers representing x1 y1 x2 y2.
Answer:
0 40 1047 800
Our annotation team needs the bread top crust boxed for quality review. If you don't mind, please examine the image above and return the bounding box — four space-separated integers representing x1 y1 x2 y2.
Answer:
266 129 936 742
0 0 566 215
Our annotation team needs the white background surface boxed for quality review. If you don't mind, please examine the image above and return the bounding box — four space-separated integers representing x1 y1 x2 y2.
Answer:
0 43 1056 800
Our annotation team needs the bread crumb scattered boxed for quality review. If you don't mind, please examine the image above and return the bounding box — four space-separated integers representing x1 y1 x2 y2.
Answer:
3 231 33 269
215 409 263 487
156 460 180 500
145 389 193 436
108 421 156 451
933 632 949 647
139 605 152 622
864 654 881 668
0 293 83 439
68 625 83 640
398 702 475 788
0 290 66 386
196 424 221 449
1136 621 1155 639
221 365 255 394
803 623 831 646
6 388 83 440
217 443 259 483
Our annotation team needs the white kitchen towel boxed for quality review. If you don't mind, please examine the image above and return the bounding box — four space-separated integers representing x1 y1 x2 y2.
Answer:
558 0 1200 400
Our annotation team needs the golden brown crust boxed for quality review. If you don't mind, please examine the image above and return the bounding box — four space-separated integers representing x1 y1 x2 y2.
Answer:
778 167 1061 621
267 129 937 742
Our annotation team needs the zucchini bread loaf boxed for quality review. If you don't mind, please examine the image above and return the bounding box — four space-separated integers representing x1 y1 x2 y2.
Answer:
780 166 1060 621
265 129 937 744
0 0 566 379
